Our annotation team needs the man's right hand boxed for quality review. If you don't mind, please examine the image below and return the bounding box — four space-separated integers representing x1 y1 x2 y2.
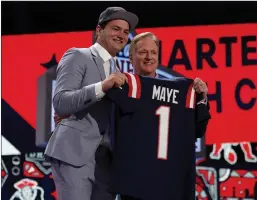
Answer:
102 72 128 92
54 112 70 126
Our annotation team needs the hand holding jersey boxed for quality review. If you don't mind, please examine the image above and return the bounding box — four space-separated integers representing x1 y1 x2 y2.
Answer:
102 72 128 92
193 77 208 101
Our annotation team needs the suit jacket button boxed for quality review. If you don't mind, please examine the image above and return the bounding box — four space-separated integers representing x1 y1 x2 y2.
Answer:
84 99 92 104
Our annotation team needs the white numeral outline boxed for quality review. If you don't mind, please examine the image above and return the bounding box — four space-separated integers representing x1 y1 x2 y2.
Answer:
155 106 170 160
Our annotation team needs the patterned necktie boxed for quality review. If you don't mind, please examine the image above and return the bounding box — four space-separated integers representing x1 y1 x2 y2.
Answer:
109 57 116 75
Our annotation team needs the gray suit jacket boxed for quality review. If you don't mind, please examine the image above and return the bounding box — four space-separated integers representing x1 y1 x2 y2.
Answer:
45 46 112 166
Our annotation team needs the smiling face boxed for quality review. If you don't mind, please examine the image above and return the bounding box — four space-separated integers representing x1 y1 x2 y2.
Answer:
130 35 159 78
96 19 130 56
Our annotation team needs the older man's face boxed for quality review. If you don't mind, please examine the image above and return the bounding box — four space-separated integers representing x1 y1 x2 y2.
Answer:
131 37 159 77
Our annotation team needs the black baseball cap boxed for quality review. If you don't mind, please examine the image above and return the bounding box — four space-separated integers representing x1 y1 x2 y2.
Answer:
98 7 139 30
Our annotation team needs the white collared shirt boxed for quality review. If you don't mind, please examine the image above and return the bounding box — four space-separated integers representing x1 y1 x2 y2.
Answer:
94 43 117 100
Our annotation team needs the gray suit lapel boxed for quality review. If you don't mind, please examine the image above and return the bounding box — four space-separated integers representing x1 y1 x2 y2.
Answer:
90 46 106 80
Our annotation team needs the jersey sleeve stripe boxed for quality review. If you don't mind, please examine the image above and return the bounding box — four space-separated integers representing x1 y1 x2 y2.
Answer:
124 73 133 97
124 73 141 99
130 74 138 98
134 74 141 99
190 87 196 109
186 83 196 109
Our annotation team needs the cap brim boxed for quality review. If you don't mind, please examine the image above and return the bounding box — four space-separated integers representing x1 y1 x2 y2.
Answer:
103 11 139 30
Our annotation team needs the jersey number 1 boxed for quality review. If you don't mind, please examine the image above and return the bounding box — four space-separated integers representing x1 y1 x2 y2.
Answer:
155 106 170 160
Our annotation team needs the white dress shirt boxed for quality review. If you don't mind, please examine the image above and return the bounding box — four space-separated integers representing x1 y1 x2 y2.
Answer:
93 43 117 100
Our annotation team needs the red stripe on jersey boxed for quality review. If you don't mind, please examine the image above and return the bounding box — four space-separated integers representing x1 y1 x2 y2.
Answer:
124 73 133 98
134 74 141 99
186 83 193 108
193 92 196 109
186 83 196 109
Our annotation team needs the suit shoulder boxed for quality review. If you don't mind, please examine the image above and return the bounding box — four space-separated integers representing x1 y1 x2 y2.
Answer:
60 47 92 64
57 47 92 72
64 47 90 55
76 47 91 54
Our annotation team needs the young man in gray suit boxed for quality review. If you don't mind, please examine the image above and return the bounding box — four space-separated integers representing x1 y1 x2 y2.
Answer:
44 7 139 200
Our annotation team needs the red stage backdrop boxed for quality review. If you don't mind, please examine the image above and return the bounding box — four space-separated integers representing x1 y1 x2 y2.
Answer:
3 23 257 145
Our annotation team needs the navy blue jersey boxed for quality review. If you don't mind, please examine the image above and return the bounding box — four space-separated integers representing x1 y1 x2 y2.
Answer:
107 73 210 200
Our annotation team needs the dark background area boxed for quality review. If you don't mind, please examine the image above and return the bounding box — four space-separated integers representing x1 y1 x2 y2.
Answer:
2 1 257 35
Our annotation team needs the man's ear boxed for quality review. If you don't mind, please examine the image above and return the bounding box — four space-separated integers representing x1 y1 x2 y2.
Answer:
96 25 103 35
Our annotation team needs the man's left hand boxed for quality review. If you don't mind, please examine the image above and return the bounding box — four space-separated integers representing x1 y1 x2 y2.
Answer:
193 78 208 100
